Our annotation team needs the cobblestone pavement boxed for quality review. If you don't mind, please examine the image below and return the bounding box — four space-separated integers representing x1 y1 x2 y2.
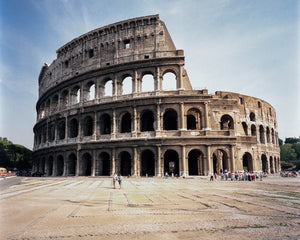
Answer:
1 175 300 240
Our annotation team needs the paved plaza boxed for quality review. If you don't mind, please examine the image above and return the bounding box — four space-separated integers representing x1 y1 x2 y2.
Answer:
1 175 300 240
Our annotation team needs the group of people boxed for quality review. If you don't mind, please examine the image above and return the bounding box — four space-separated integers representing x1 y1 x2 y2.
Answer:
112 172 123 189
210 169 265 181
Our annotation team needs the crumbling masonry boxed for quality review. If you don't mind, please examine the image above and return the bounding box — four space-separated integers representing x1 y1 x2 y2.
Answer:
33 15 280 177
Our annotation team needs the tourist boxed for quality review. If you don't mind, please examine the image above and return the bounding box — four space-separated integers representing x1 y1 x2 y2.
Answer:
118 174 123 189
113 172 118 189
210 172 214 181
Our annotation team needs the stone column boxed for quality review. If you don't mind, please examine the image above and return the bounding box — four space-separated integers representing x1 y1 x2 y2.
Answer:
180 102 186 130
206 145 211 175
204 102 210 130
156 145 162 177
181 145 187 176
112 109 116 139
230 145 235 173
156 104 161 137
92 149 96 176
132 107 137 138
133 147 138 177
111 148 116 175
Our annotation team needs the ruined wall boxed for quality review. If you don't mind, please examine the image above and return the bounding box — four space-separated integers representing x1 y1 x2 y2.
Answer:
33 15 280 177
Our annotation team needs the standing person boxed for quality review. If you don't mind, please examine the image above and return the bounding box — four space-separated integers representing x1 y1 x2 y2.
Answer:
113 172 118 189
118 174 123 189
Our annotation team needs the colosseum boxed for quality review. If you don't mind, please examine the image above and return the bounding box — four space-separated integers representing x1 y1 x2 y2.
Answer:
32 15 280 177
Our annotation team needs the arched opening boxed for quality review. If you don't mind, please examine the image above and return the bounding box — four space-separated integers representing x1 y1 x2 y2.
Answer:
81 153 92 176
120 151 131 176
69 118 78 138
71 86 80 104
186 108 201 130
188 150 204 175
40 158 45 174
164 150 179 176
212 149 228 174
261 154 268 173
259 125 265 143
251 125 256 136
121 112 131 133
271 128 275 144
97 152 110 176
141 110 154 131
48 124 55 142
163 109 178 130
45 100 50 115
162 72 176 90
58 119 66 140
88 83 95 100
122 76 132 95
56 155 64 176
48 156 53 176
68 154 76 176
100 114 111 134
104 79 113 97
266 127 270 143
83 116 93 136
141 150 155 176
270 156 274 173
61 90 68 108
274 157 277 172
220 115 234 130
242 152 253 172
52 95 59 112
141 74 154 92
242 122 248 135
250 112 255 121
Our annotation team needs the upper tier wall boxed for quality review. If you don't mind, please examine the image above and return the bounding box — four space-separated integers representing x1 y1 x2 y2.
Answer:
38 14 184 97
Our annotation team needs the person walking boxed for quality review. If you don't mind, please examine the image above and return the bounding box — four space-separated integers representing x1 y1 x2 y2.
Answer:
118 174 123 189
113 172 118 189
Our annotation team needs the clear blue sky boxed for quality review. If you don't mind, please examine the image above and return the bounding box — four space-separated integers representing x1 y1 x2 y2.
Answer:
0 0 299 149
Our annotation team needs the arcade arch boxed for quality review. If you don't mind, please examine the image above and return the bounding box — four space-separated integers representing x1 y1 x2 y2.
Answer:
212 149 228 174
140 150 155 176
80 153 92 176
96 152 110 176
163 109 178 130
67 153 76 176
164 150 179 176
242 152 253 172
188 149 204 175
141 110 154 131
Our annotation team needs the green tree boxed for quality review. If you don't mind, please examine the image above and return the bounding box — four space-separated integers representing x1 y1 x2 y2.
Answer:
285 137 300 144
280 144 297 162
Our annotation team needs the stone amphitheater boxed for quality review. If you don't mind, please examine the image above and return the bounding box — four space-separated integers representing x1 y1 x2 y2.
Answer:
32 15 280 177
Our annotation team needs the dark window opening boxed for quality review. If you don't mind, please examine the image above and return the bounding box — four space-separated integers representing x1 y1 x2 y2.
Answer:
187 115 196 130
48 125 55 142
89 49 94 58
81 153 92 176
258 101 261 108
97 152 110 176
65 60 69 68
58 120 66 140
212 150 228 173
100 114 111 134
69 119 79 138
56 155 64 176
242 122 248 135
144 55 149 59
250 112 255 121
141 111 154 131
121 112 131 133
163 109 178 130
239 97 243 104
261 154 268 172
259 125 265 143
266 127 270 143
220 115 234 130
251 125 256 136
83 116 93 136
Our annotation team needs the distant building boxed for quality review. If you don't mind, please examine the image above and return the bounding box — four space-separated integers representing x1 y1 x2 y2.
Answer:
33 15 280 177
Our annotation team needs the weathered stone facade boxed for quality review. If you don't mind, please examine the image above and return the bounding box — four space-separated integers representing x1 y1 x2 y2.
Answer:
33 15 280 177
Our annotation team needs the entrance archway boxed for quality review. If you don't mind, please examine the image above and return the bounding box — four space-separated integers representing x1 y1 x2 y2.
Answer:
48 156 53 176
120 151 131 176
242 152 253 172
188 149 204 175
81 153 92 176
97 152 110 176
261 154 268 173
164 150 179 176
68 153 76 176
212 149 228 174
56 155 64 176
141 150 155 176
270 156 274 173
